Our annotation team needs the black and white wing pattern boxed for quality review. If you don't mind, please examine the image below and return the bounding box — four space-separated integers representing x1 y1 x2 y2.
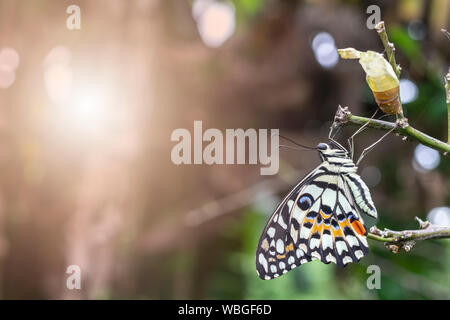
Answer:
255 167 319 280
256 163 374 280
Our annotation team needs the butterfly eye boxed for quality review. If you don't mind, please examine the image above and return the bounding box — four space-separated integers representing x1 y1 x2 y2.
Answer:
317 143 328 150
298 194 313 210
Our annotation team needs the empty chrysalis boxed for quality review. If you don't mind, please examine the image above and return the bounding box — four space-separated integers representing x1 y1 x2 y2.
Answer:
338 48 401 115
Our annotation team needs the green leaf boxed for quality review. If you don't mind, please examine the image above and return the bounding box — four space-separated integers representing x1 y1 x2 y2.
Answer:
388 26 422 61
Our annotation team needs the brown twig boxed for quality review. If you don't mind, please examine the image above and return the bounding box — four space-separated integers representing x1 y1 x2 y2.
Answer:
368 217 450 253
375 21 405 119
333 105 450 155
375 21 401 78
445 68 450 143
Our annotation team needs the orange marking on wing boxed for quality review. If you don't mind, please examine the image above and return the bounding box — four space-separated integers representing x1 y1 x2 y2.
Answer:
318 222 324 234
285 243 294 252
311 223 318 233
276 254 286 259
352 220 366 236
332 228 343 238
320 210 331 219
311 221 324 234
339 219 350 230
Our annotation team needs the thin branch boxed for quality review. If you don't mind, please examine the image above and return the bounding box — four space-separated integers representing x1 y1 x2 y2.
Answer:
375 21 405 118
334 105 450 155
368 217 450 253
445 69 450 143
441 29 450 143
375 21 401 79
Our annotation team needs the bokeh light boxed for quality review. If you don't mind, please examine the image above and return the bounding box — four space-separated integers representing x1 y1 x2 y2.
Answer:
193 0 235 48
311 32 339 69
0 47 20 89
413 144 440 171
192 0 212 20
399 79 418 104
43 46 73 104
44 46 72 67
42 45 118 141
408 20 427 40
0 47 20 70
57 81 117 141
361 165 382 187
70 88 108 130
427 207 450 226
0 65 16 89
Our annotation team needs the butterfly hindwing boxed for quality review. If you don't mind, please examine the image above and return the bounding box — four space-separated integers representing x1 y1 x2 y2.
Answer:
344 173 377 219
292 173 370 267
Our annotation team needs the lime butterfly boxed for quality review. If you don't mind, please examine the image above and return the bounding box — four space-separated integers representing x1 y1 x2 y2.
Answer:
256 139 377 280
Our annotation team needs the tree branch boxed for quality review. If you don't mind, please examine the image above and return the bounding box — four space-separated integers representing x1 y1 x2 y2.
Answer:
375 21 401 79
375 21 405 118
368 217 450 253
334 105 450 155
445 68 450 143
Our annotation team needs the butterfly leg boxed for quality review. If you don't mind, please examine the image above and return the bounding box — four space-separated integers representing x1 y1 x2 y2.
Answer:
356 127 396 166
328 123 335 141
348 109 379 160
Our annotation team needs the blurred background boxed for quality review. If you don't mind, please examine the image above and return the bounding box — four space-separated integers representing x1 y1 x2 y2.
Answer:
0 0 449 299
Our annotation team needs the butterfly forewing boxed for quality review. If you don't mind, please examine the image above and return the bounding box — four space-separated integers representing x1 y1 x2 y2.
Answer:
255 168 319 280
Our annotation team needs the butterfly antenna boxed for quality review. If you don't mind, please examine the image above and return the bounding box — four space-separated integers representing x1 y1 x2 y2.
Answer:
277 144 315 152
328 122 336 140
272 134 316 150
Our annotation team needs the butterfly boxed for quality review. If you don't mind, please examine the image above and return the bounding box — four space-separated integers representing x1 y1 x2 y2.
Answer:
256 140 377 280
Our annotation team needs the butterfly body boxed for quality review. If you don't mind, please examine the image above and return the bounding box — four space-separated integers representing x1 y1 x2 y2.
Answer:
256 142 377 280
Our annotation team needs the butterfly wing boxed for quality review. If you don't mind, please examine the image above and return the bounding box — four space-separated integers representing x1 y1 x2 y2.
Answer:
292 173 370 267
343 172 377 219
256 165 371 280
255 166 320 280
